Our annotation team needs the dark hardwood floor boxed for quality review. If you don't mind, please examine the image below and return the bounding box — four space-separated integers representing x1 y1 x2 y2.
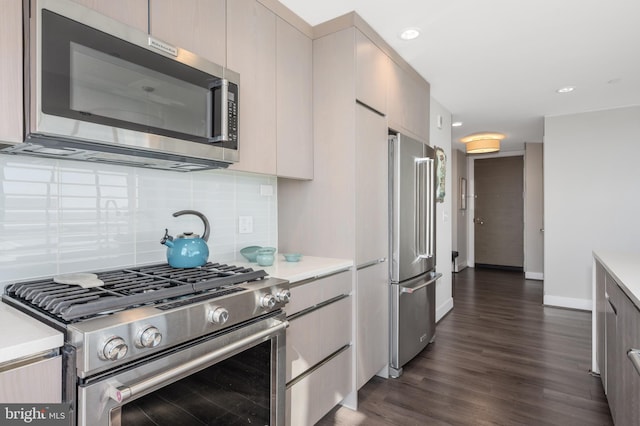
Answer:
317 267 612 425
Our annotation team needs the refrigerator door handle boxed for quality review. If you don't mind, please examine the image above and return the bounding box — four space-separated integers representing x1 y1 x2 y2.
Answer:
415 157 434 259
400 273 442 294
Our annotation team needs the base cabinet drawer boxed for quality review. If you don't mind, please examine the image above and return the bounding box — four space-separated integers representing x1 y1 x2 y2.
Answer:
286 270 351 316
0 355 61 403
286 295 351 381
286 346 352 426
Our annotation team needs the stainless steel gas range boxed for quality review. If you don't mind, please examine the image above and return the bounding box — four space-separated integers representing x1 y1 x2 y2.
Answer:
3 262 290 426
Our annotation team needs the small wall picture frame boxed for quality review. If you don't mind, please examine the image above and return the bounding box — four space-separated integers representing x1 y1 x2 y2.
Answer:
460 177 467 210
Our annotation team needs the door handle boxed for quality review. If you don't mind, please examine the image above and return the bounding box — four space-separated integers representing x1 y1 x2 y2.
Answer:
400 273 442 294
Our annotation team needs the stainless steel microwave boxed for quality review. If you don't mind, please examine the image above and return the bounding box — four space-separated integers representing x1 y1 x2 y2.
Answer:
8 0 239 171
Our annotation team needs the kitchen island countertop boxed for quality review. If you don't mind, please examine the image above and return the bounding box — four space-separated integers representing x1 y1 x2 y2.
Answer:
239 255 353 283
593 250 640 309
0 302 64 364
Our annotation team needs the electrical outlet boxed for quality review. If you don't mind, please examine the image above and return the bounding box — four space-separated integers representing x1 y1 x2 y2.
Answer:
238 216 253 234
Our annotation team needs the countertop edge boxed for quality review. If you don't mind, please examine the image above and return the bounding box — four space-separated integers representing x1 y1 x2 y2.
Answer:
593 250 640 309
0 303 64 365
239 256 354 283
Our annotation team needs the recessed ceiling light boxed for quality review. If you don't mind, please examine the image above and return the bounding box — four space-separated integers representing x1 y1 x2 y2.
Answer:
399 28 421 40
556 86 575 94
452 121 463 127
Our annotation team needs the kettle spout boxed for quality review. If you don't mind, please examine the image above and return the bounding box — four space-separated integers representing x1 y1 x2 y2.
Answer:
160 228 174 247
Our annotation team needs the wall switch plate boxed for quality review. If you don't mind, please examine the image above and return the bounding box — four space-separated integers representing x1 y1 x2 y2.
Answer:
260 185 273 196
238 216 253 234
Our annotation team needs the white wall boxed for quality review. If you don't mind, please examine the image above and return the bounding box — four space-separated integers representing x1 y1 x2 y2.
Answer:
544 106 640 309
430 97 453 321
0 155 278 288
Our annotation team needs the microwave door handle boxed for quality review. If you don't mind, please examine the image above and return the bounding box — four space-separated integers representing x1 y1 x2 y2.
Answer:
209 79 229 143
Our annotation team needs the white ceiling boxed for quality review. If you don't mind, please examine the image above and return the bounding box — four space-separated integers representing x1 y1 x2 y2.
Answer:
278 0 640 152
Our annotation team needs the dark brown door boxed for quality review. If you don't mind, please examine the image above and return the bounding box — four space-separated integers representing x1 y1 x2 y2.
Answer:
474 156 523 268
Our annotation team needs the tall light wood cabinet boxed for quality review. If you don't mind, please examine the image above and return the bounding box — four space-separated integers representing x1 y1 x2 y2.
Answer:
355 102 389 388
276 17 313 179
149 0 226 67
0 0 22 145
227 0 277 175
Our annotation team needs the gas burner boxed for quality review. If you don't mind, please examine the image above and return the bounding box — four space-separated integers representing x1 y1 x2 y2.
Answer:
4 262 267 322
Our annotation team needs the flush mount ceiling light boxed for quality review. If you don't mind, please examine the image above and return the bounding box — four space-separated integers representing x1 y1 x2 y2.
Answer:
556 86 575 93
459 132 505 154
399 27 421 40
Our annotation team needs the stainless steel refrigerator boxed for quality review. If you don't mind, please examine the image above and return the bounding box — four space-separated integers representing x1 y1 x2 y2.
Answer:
389 133 442 378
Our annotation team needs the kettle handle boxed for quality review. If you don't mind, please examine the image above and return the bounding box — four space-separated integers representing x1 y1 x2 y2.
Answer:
173 210 210 242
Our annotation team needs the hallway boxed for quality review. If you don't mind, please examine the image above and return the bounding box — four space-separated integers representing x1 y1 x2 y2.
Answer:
318 268 612 425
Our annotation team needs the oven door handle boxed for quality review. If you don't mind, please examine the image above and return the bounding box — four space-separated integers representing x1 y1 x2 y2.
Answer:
107 320 289 404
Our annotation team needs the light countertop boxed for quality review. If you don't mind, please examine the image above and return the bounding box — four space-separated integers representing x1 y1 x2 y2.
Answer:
239 255 353 283
0 302 64 364
593 251 640 308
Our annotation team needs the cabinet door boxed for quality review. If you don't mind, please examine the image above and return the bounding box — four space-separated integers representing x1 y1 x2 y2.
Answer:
0 0 22 144
227 0 277 175
71 0 147 32
356 30 389 114
621 287 640 425
386 59 430 141
595 260 606 386
276 17 313 179
0 355 61 403
355 104 388 264
605 274 622 423
356 261 389 389
149 0 226 66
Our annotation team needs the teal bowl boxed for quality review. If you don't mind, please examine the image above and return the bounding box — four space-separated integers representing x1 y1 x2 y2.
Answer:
283 253 302 262
240 246 261 262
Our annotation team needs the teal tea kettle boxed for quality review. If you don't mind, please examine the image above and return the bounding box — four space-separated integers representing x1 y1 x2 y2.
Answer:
161 210 210 268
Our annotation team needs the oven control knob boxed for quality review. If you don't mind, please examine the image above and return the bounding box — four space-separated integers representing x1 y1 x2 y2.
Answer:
260 294 277 309
136 326 162 348
208 307 229 325
100 337 128 361
276 289 291 304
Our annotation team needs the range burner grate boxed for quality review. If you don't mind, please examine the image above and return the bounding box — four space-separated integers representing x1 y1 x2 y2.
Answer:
5 262 267 322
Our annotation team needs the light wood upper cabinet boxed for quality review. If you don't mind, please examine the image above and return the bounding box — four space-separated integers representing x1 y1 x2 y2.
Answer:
276 17 313 179
149 0 226 67
71 0 147 32
387 59 430 142
227 0 277 175
0 0 22 145
355 30 389 115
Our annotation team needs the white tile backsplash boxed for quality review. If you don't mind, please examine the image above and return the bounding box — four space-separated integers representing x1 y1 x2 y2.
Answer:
0 155 278 288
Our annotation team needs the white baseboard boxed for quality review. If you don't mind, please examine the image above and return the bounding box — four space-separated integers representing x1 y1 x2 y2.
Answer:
525 271 544 280
543 295 592 311
454 260 468 273
436 297 454 322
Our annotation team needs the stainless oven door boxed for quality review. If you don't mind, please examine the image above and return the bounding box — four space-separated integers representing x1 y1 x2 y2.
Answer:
78 313 287 426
